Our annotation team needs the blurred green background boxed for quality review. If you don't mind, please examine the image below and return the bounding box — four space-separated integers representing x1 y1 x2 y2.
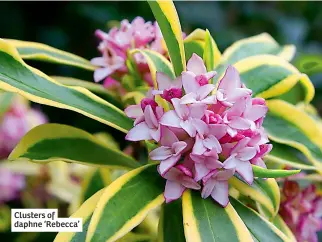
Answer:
0 1 321 240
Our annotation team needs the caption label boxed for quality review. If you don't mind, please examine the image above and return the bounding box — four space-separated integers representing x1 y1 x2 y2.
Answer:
11 209 82 232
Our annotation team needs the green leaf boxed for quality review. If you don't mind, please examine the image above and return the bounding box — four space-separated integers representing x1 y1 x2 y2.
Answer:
230 198 289 242
203 29 221 70
264 100 322 174
0 91 14 116
233 55 314 103
184 40 204 61
252 165 300 178
6 39 96 71
266 142 317 171
272 215 296 241
131 49 175 88
51 76 123 108
80 168 111 205
229 177 280 219
221 33 295 64
182 190 253 242
86 164 165 242
54 189 104 242
158 199 185 242
0 39 132 133
9 124 139 169
294 54 322 76
148 0 186 76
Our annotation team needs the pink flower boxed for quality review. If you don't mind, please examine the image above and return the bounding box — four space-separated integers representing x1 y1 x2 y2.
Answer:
0 168 25 203
280 181 322 242
201 166 235 207
162 165 201 203
181 54 217 104
124 56 272 207
153 72 182 102
150 127 187 175
216 65 252 107
126 104 163 142
160 98 207 137
223 137 257 184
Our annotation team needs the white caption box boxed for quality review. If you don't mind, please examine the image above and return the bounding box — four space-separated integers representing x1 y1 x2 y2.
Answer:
11 209 82 232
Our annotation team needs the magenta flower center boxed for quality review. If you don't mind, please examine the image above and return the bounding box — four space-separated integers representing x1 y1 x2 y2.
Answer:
162 88 182 102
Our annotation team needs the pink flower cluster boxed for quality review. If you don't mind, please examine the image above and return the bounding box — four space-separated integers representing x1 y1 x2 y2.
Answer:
280 181 322 242
125 54 272 207
0 167 25 203
0 98 47 159
91 17 167 88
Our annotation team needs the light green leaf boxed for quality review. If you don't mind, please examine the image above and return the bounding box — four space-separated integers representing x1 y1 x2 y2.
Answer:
265 142 318 171
0 92 14 116
54 189 104 242
264 100 322 174
182 190 253 242
230 198 290 242
9 124 139 169
6 39 96 71
0 39 132 133
148 0 186 76
229 177 280 219
86 164 165 242
184 40 204 61
158 199 185 242
203 29 221 70
252 165 300 178
51 76 123 108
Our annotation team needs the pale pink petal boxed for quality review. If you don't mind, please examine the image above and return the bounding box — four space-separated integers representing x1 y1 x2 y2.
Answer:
160 110 181 128
251 158 266 168
223 155 239 170
180 119 197 137
193 119 208 137
216 169 235 180
150 125 161 142
180 92 197 104
189 104 208 119
164 180 185 203
156 72 172 90
218 65 240 91
226 97 247 117
187 53 207 75
180 176 201 190
245 105 268 121
229 117 251 130
149 146 173 160
203 71 217 80
232 137 251 153
208 124 227 139
238 147 257 161
197 84 216 100
160 127 179 146
124 105 143 119
227 127 237 137
163 167 181 180
173 76 183 88
182 71 199 94
94 68 112 82
236 160 254 184
211 181 229 207
91 57 105 66
172 141 187 155
192 135 207 155
203 135 222 153
201 178 217 198
201 95 217 104
144 105 158 128
172 98 189 120
125 122 151 141
195 163 210 181
227 88 252 102
159 156 181 175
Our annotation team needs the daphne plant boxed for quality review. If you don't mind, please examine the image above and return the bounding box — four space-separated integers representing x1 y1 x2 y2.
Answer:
1 0 322 241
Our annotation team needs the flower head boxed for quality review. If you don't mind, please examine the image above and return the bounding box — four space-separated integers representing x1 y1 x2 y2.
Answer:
125 55 271 206
280 181 322 242
0 167 25 203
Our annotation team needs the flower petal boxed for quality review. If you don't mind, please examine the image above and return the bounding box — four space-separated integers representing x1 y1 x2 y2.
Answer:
94 68 113 82
187 53 207 75
160 110 181 128
159 155 181 175
211 181 229 207
164 180 185 203
180 119 197 137
236 160 254 185
197 84 216 100
161 127 179 146
149 146 173 161
201 178 216 199
182 71 199 94
156 72 172 91
180 92 197 104
124 105 143 119
229 117 251 130
125 122 151 141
